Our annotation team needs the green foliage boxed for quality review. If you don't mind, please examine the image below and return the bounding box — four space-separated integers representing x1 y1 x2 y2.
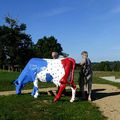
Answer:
0 71 19 91
0 16 33 67
35 36 63 58
92 61 120 71
0 17 64 69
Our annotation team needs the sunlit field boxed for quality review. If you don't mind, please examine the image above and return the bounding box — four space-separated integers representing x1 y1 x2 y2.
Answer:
0 70 120 91
0 70 120 120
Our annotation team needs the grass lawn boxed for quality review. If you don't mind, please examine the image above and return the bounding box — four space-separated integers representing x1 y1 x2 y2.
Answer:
0 71 55 91
93 77 120 89
0 70 120 91
93 71 120 89
93 71 120 79
0 94 105 120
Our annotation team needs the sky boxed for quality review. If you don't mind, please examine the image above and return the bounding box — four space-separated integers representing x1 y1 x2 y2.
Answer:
1 0 120 62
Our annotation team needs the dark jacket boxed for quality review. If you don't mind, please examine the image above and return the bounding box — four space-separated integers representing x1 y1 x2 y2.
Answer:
80 58 92 77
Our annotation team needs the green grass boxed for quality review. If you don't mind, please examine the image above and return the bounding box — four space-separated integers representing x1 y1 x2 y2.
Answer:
2 70 120 120
0 71 55 91
0 71 19 91
0 70 79 91
1 70 120 120
93 71 120 79
0 94 105 120
0 70 120 91
92 71 120 89
93 77 120 89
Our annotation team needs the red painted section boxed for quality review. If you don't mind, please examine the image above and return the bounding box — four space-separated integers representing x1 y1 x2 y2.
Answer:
54 58 76 102
60 58 71 84
54 84 66 102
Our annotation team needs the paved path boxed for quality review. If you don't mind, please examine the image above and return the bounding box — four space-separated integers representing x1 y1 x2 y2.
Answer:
0 84 120 120
92 84 120 120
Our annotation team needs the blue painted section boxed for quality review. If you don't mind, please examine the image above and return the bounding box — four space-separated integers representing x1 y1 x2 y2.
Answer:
46 73 53 82
14 58 48 94
31 86 38 96
15 84 23 94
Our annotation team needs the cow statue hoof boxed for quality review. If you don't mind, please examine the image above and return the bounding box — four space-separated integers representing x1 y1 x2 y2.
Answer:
70 99 75 103
54 98 57 103
34 96 37 98
34 93 39 98
88 96 91 101
54 95 60 102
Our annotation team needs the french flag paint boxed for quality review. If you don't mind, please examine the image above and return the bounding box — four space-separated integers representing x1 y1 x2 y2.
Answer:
14 58 65 94
14 57 76 102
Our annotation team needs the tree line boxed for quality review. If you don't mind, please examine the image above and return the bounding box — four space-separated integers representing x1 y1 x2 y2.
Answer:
92 61 120 71
75 61 120 72
0 17 63 71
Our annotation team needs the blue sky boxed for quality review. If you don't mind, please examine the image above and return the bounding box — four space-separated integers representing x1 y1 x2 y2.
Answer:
1 0 120 62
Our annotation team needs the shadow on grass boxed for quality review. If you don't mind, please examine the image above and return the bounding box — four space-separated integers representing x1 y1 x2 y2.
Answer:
60 89 120 102
17 87 120 102
18 90 82 103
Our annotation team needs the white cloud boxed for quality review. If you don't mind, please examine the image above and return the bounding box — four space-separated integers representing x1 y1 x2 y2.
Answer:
27 6 75 20
41 7 75 17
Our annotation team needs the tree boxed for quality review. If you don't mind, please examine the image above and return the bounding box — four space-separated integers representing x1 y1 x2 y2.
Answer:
0 17 65 70
111 61 120 71
0 16 33 68
104 62 111 71
92 61 118 71
35 36 63 58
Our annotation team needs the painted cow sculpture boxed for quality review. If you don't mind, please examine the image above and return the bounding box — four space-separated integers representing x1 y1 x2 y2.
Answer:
14 58 76 102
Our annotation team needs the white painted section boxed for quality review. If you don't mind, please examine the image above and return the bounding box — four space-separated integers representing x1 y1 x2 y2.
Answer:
33 79 39 98
70 87 76 103
37 59 65 86
100 76 120 83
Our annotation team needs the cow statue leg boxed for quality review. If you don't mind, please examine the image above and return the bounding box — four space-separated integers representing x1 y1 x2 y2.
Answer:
70 83 76 102
70 87 76 103
69 58 76 102
31 78 39 98
54 83 66 102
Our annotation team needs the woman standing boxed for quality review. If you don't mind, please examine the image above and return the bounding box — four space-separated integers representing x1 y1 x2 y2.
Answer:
79 51 93 101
